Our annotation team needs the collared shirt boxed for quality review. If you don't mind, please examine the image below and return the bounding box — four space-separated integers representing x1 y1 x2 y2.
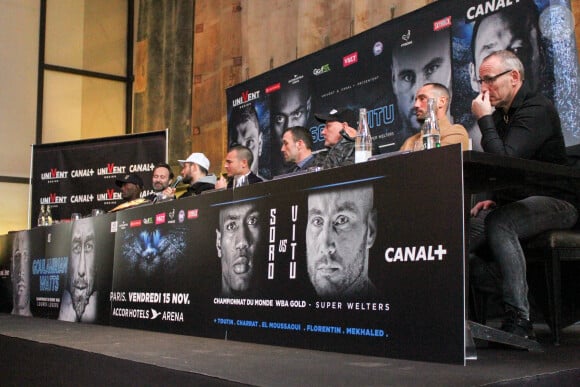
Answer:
294 154 314 171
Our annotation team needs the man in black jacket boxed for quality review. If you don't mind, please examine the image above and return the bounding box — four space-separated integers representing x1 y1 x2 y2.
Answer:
216 145 263 189
469 50 578 340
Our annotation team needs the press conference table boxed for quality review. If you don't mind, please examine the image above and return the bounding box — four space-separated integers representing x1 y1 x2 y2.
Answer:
463 149 580 192
7 145 579 362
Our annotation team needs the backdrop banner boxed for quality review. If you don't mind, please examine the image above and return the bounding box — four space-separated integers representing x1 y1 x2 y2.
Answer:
226 0 579 179
30 130 167 226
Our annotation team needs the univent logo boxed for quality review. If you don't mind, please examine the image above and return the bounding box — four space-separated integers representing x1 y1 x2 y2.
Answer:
232 90 261 107
97 163 126 176
40 193 68 204
96 189 122 202
40 168 68 181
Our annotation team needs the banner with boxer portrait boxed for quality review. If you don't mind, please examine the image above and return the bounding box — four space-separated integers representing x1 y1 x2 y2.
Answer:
226 0 579 179
108 145 466 364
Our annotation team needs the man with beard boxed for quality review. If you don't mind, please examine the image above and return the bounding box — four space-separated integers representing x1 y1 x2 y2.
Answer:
59 218 97 322
216 202 261 296
178 152 217 197
11 231 32 316
144 163 175 201
306 184 377 299
399 83 469 151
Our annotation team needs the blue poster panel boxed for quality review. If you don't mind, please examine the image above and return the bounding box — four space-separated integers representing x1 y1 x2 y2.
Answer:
226 0 579 179
109 145 466 364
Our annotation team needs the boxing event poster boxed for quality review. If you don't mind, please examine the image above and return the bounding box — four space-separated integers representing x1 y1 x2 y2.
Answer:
53 214 116 325
0 233 13 313
30 130 167 227
8 227 46 318
226 0 579 177
108 145 465 364
108 196 225 336
5 214 116 323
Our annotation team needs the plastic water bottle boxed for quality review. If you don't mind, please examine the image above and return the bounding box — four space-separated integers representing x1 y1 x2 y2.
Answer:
37 205 46 227
422 98 441 150
45 206 53 226
355 108 373 163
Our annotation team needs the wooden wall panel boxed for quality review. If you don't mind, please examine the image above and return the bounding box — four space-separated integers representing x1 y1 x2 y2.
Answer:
243 0 299 78
353 0 397 35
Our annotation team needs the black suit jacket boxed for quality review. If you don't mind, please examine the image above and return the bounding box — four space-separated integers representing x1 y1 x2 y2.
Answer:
226 172 263 188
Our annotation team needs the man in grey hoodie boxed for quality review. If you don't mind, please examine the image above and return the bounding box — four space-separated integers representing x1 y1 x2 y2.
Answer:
177 152 217 198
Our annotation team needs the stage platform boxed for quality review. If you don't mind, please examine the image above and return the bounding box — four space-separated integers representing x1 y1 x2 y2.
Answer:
0 314 578 386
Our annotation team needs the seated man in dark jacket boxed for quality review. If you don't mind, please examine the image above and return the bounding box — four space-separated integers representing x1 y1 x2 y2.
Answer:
469 50 579 340
178 152 217 198
311 108 357 169
215 145 263 189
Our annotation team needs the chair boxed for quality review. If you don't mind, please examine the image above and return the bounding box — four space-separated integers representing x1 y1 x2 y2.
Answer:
524 229 580 345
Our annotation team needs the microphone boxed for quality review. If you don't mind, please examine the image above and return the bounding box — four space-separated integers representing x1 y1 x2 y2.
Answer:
170 175 183 188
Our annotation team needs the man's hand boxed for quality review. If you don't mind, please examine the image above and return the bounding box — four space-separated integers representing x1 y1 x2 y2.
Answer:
471 91 493 120
470 200 496 217
161 187 176 198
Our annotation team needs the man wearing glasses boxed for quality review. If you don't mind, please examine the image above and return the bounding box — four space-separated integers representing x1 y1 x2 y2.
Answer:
468 2 543 150
469 50 578 341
